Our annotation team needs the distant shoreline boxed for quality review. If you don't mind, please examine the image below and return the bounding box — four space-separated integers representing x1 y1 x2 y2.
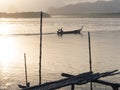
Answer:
51 13 120 18
0 12 51 18
1 12 120 18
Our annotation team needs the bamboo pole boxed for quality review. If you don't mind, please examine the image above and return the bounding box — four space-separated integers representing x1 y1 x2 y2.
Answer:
39 11 43 85
88 32 93 90
24 53 28 86
71 84 75 90
88 32 92 72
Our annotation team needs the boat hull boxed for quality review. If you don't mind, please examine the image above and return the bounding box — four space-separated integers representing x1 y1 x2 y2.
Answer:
57 26 83 35
57 30 80 35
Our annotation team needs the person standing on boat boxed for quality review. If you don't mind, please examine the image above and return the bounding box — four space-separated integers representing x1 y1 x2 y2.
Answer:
58 27 63 33
60 27 63 33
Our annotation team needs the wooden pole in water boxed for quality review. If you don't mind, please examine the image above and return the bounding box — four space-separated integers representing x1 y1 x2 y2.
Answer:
71 84 75 90
88 32 92 72
88 32 93 90
24 53 28 86
39 11 43 85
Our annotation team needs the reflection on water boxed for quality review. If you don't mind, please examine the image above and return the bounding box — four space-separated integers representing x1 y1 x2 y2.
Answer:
0 38 17 64
0 23 11 34
0 19 17 34
0 18 120 90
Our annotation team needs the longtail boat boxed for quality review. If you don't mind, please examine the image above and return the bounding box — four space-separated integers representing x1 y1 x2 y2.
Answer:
57 26 83 35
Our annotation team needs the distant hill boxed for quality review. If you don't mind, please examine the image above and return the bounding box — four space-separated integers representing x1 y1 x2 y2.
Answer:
0 12 51 18
47 0 120 15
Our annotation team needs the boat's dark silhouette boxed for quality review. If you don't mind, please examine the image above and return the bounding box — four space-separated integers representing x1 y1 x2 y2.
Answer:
57 26 83 35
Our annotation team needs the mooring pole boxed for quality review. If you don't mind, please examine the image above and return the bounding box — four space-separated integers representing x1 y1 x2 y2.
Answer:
88 32 92 72
88 32 93 90
71 84 75 90
39 11 43 85
24 53 28 86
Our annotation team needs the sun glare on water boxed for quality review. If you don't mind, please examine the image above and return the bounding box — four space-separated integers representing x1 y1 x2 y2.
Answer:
0 38 18 68
0 19 18 70
0 24 11 34
0 19 16 34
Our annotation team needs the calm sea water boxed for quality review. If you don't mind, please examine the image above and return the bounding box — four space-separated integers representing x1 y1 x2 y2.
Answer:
0 18 120 90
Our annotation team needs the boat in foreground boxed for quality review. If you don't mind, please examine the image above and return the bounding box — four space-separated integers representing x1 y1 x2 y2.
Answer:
57 26 83 35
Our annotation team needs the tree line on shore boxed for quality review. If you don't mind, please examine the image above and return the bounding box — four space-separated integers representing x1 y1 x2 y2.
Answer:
0 12 51 18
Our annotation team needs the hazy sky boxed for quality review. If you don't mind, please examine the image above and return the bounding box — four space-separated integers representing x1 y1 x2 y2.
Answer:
0 0 111 12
